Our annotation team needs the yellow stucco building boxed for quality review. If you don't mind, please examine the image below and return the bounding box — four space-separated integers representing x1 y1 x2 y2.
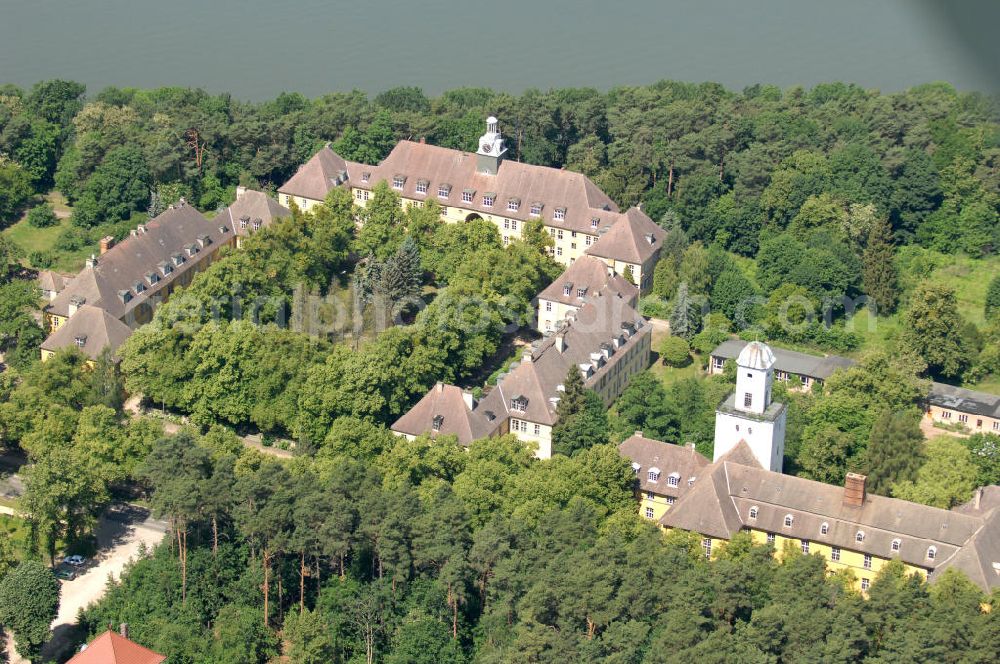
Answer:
620 436 1000 594
278 117 666 294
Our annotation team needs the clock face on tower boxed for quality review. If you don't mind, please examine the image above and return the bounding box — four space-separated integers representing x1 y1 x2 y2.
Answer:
481 141 493 154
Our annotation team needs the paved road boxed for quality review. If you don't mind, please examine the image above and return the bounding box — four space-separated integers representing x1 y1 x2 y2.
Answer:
40 505 167 662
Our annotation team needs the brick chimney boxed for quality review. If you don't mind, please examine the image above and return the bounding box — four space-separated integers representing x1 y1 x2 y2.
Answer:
99 236 114 254
235 185 247 200
119 623 128 638
555 332 566 353
843 473 867 508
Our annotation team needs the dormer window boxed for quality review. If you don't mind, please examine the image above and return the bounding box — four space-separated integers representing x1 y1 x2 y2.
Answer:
667 473 680 487
508 198 520 212
119 289 132 304
197 234 211 248
510 396 527 412
562 283 572 296
134 281 146 294
631 462 640 476
891 539 901 552
576 287 587 298
252 218 262 231
748 506 758 520
159 262 173 276
483 193 495 207
186 244 199 257
820 522 829 535
361 172 371 183
591 217 600 229
171 254 184 267
530 202 542 217
239 215 249 230
432 415 444 431
146 272 160 285
392 175 406 190
553 207 566 221
784 515 794 528
462 189 475 203
74 335 87 348
648 468 660 482
855 531 865 543
416 179 429 194
438 184 451 198
927 546 936 560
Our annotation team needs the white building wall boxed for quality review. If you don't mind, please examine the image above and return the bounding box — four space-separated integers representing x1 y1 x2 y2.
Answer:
713 409 786 472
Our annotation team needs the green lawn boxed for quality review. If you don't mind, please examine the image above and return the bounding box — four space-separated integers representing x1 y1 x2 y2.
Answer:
1 192 94 272
0 513 34 562
926 252 999 326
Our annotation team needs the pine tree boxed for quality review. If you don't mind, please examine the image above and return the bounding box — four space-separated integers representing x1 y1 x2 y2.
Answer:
861 215 899 314
668 282 700 340
985 274 1000 322
556 365 587 421
147 188 164 218
381 236 423 303
866 409 925 496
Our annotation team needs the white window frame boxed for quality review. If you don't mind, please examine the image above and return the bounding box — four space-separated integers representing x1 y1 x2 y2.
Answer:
392 176 405 190
820 522 829 535
863 554 872 570
462 191 474 203
645 507 654 519
554 207 566 221
483 195 494 207
748 506 758 520
438 185 450 198
891 539 901 552
831 546 841 561
415 181 428 194
784 515 793 528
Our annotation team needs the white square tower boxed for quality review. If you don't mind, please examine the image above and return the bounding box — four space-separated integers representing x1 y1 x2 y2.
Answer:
713 341 787 472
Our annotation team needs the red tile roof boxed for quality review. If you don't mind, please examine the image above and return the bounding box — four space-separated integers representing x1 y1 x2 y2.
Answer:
68 631 166 664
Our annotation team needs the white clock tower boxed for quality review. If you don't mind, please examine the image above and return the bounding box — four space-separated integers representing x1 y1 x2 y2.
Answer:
476 116 507 176
713 341 787 472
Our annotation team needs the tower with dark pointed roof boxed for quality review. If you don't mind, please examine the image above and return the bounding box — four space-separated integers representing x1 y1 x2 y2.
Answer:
713 340 787 472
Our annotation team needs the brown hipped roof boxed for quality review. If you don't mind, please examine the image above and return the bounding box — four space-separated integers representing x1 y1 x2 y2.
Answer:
395 291 649 442
278 145 349 202
347 140 621 234
618 434 710 499
537 255 638 307
391 382 497 444
67 630 166 664
41 304 133 360
657 444 1000 590
37 270 67 293
224 189 291 237
47 203 230 320
585 207 666 264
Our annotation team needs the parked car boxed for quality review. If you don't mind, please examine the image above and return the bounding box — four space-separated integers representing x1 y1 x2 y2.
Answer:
55 568 77 581
63 554 86 567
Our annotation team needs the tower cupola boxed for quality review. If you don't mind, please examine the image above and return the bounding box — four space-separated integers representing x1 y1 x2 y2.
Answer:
476 116 507 175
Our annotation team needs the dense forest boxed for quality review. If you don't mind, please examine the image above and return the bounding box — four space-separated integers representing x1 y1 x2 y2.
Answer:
0 79 999 661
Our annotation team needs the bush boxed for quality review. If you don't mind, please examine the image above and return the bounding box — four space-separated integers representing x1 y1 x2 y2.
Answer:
26 203 59 228
54 226 89 252
27 250 54 269
660 335 691 367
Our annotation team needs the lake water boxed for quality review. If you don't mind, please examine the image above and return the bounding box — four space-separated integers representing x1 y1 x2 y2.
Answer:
1 0 997 100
